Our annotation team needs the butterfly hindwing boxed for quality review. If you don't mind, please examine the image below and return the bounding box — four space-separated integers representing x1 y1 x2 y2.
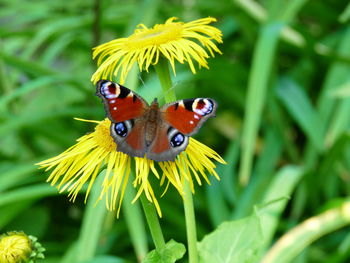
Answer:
147 121 189 162
96 80 148 123
110 120 147 158
161 98 217 136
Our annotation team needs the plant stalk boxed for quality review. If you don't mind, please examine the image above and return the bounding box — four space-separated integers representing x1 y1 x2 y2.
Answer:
154 58 199 263
140 193 166 249
183 179 199 263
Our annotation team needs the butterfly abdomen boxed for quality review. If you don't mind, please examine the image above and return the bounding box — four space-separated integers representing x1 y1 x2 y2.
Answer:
145 99 161 146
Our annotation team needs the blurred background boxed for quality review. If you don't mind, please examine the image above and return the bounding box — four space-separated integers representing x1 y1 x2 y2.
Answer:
1 0 350 262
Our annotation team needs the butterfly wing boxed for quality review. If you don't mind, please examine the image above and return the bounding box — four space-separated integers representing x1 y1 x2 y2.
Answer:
96 80 149 157
145 98 217 162
111 120 147 158
147 121 189 162
162 98 217 136
96 80 148 122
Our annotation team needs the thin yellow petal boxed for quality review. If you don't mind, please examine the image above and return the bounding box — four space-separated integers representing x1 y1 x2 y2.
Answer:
91 17 222 83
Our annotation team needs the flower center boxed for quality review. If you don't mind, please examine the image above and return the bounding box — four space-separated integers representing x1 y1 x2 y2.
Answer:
0 235 31 261
94 119 117 152
127 24 183 49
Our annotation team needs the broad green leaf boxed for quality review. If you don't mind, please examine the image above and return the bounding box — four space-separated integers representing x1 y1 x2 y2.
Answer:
198 213 264 263
142 240 186 263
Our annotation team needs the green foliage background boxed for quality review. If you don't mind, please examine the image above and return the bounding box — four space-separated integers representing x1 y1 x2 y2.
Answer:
1 0 350 262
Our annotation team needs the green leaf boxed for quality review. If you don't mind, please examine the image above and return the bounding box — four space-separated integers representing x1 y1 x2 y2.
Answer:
0 184 59 206
0 50 55 77
207 140 239 226
123 181 148 260
330 81 350 98
259 165 304 245
75 171 109 262
142 240 186 263
261 199 350 263
277 77 323 151
0 161 38 192
232 125 283 219
239 21 284 185
198 213 264 263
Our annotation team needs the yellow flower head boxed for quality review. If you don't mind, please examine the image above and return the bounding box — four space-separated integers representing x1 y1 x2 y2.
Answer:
37 119 225 217
0 232 45 263
91 17 222 84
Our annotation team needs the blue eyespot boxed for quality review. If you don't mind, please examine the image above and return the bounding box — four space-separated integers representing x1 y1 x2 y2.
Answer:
170 133 185 147
114 122 128 137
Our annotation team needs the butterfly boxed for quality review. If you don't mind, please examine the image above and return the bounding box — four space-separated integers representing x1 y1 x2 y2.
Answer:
96 80 217 162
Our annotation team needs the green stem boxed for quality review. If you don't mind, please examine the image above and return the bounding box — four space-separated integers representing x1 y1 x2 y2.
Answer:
154 58 199 263
140 193 166 249
183 180 199 263
154 58 176 102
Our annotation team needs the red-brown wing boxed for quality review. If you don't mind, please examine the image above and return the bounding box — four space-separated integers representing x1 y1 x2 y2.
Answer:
161 98 217 136
111 120 147 158
96 80 148 122
147 122 189 162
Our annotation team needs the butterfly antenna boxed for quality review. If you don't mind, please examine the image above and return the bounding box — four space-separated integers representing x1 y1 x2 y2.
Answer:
164 80 180 97
138 74 147 89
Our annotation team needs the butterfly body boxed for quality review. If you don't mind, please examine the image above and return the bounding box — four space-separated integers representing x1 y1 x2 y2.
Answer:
144 99 160 146
96 80 217 162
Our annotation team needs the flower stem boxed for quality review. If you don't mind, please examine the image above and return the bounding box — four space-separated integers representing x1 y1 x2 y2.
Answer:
154 57 176 102
183 179 199 263
140 193 166 249
154 58 199 263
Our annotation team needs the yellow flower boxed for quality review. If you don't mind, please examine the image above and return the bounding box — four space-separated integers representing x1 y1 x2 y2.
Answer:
36 119 225 217
0 232 45 263
91 17 222 84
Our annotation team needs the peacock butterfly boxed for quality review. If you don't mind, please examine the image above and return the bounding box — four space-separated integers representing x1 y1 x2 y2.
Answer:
96 80 217 162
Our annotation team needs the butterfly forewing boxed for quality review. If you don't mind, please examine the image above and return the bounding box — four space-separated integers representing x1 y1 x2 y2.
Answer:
162 98 217 136
96 80 148 123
